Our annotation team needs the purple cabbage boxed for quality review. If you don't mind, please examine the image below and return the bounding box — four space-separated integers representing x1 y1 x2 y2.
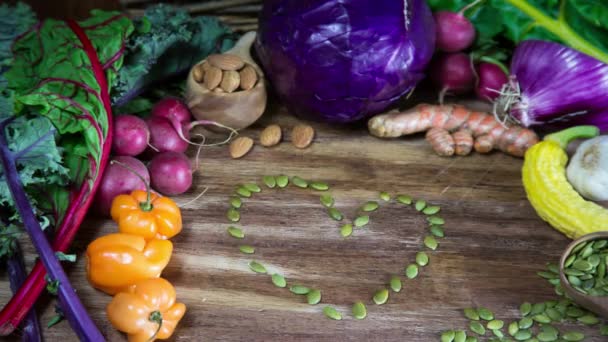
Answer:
505 40 608 131
255 0 436 124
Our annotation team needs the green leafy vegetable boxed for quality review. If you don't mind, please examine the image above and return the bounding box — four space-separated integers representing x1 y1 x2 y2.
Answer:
0 3 36 69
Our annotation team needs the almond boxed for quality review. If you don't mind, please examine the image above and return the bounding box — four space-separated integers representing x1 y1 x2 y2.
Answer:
259 124 282 147
239 65 258 90
192 64 204 83
204 66 222 90
291 124 315 149
220 70 240 93
207 53 245 71
229 136 254 159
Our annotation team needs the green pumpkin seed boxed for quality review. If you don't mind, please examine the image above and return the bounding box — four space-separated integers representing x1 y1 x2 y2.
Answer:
396 194 412 205
580 243 594 258
423 205 440 215
571 241 587 254
310 182 329 191
531 303 545 315
593 240 608 249
537 271 557 279
249 261 267 274
276 175 289 188
306 289 321 305
236 187 251 197
430 225 445 238
564 254 576 267
508 321 519 336
292 176 308 188
464 337 477 342
514 329 532 340
340 224 353 237
566 307 585 317
424 235 438 250
540 324 558 336
532 314 551 324
588 254 601 267
518 317 533 329
389 275 402 292
352 301 367 319
373 288 389 305
405 264 419 279
572 259 593 271
598 261 606 278
454 330 466 342
227 226 244 239
427 216 445 225
491 329 503 338
271 273 286 288
239 245 255 254
547 263 559 274
289 285 310 295
416 252 429 266
545 307 562 321
600 324 608 335
564 268 585 276
470 321 486 335
243 183 261 193
414 200 426 211
478 308 494 321
520 302 532 316
379 191 391 201
323 306 342 320
548 278 560 285
227 208 240 222
537 331 557 342
562 332 584 341
328 208 343 221
545 299 556 308
354 215 370 227
487 320 504 330
320 194 334 208
441 330 455 342
361 201 379 212
464 308 480 321
262 175 276 188
568 275 582 287
230 196 242 208
577 314 599 325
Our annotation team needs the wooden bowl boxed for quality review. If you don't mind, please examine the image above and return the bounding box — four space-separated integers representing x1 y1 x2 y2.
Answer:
559 231 608 318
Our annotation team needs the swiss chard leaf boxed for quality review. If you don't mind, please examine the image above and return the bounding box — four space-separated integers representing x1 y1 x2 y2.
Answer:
569 0 608 30
0 3 36 70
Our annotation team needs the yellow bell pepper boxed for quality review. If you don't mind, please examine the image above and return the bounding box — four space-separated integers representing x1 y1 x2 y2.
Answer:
86 233 173 294
522 126 608 239
106 278 186 342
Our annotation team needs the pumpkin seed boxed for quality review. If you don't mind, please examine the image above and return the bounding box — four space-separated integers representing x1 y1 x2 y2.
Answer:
396 194 412 205
429 225 445 238
547 263 559 274
537 271 558 279
310 182 329 191
292 176 308 188
230 196 242 208
352 301 367 319
464 308 480 321
588 254 601 267
354 215 369 227
227 226 244 239
520 302 532 316
323 306 342 320
320 194 334 208
571 241 587 254
227 208 240 222
405 264 419 279
306 289 321 305
424 235 438 250
537 331 557 341
465 337 477 342
441 330 455 342
454 330 466 342
564 254 576 267
491 329 503 338
236 187 251 197
532 314 551 324
478 308 494 321
564 268 584 276
508 321 519 336
562 332 584 341
271 273 286 288
276 175 289 188
568 275 582 287
514 329 532 340
243 183 261 193
328 208 343 221
373 288 389 305
600 324 608 335
518 317 533 329
540 324 558 336
423 205 440 215
249 261 267 274
577 314 599 325
340 224 353 237
389 275 402 292
572 259 593 272
416 252 429 266
262 175 276 188
289 285 310 295
379 191 391 201
427 216 445 225
566 307 585 317
531 303 545 315
545 307 562 321
470 321 486 335
414 200 426 211
487 320 504 330
361 201 379 212
239 245 255 254
580 243 594 258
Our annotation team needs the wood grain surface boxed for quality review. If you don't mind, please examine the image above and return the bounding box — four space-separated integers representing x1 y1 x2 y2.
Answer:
1 104 606 341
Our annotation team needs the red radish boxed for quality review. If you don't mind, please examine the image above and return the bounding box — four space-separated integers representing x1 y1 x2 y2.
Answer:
430 52 475 100
433 0 480 52
147 116 189 153
94 156 150 216
112 114 149 156
148 152 193 196
475 62 509 101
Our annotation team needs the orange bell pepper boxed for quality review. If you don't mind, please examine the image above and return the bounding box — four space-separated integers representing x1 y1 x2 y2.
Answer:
107 278 186 342
86 233 173 294
110 190 182 240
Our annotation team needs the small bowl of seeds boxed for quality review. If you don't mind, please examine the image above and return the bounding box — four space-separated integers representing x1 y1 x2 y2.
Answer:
559 231 608 318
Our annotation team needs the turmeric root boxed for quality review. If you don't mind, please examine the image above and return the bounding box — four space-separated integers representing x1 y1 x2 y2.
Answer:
368 103 539 157
426 128 454 156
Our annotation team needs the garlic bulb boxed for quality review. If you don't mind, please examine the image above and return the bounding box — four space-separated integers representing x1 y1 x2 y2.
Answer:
566 136 608 201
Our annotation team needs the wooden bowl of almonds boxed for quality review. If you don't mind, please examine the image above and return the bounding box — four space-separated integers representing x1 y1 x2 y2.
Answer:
559 231 608 318
185 31 267 131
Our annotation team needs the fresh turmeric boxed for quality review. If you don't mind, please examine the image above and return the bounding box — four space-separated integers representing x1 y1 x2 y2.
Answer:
368 104 539 157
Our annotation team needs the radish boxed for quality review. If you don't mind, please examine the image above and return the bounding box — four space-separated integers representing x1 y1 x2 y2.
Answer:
112 114 149 156
147 116 189 153
148 151 193 196
430 52 475 101
433 0 480 52
94 156 150 216
475 62 509 101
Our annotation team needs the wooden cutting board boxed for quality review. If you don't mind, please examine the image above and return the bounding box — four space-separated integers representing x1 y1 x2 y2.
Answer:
2 104 606 341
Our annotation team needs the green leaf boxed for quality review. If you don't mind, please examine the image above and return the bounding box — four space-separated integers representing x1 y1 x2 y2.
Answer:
564 0 608 52
568 0 608 30
0 3 36 69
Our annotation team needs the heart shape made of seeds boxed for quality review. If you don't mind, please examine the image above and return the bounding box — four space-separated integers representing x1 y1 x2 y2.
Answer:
224 175 447 320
